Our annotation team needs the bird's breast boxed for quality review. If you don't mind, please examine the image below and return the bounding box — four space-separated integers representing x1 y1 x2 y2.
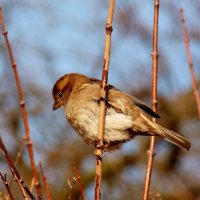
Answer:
64 98 134 148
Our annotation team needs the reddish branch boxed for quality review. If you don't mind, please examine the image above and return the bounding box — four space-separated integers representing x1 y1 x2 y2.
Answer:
73 165 86 200
143 0 160 200
95 0 115 200
17 182 29 200
0 172 14 200
39 161 51 200
179 9 200 119
0 7 42 199
0 137 36 200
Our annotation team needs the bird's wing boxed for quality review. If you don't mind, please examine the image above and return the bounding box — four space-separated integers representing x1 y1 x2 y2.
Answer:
107 85 160 118
128 95 160 118
85 79 159 118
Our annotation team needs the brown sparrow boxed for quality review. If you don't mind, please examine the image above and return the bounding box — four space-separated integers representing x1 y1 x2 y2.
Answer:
52 73 191 151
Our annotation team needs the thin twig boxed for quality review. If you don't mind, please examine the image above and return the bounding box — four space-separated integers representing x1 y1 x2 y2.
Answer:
94 0 115 200
17 180 29 200
0 172 15 200
39 161 51 200
67 177 76 200
30 177 35 193
73 165 86 200
0 137 36 200
143 0 160 200
10 136 26 187
179 9 200 119
0 7 42 199
14 136 26 166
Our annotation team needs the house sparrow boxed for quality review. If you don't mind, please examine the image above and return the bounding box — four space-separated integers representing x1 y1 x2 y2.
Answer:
52 73 191 151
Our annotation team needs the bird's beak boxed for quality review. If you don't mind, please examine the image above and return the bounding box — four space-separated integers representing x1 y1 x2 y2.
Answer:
52 100 63 111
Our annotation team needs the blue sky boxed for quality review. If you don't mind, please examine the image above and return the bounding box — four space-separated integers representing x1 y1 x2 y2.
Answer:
2 0 199 96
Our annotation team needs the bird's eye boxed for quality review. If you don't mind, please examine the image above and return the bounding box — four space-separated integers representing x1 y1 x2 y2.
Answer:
58 92 63 98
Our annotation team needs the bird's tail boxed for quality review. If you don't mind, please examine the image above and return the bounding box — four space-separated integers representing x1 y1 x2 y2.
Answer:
154 124 191 151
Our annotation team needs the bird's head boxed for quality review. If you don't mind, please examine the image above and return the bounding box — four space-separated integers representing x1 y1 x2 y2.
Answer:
52 74 74 111
52 73 88 111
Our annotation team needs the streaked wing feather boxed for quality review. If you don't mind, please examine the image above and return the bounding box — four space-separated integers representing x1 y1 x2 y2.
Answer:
86 79 159 119
133 100 160 118
108 86 160 118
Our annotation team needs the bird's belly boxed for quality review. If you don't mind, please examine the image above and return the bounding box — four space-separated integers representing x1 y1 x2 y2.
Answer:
65 103 133 147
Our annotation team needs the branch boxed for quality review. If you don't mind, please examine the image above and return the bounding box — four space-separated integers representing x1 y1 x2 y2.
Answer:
143 0 160 199
67 177 76 200
0 172 14 200
179 9 200 119
39 161 51 200
17 181 29 200
95 0 115 200
73 165 86 200
0 7 42 199
0 137 36 200
10 136 26 188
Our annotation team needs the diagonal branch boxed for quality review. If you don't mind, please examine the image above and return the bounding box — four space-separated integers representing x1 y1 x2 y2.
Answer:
179 9 200 119
10 136 26 188
143 0 160 199
0 7 42 199
0 137 36 200
94 0 115 200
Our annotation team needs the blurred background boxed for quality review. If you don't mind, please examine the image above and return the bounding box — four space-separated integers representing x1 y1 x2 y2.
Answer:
0 0 200 199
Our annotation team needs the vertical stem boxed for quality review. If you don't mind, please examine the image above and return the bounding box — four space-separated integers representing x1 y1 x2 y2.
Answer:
143 0 160 200
179 9 200 119
39 162 51 200
0 7 42 200
94 1 115 200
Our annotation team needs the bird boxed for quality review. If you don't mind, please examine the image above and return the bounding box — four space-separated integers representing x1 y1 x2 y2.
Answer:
52 73 191 152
